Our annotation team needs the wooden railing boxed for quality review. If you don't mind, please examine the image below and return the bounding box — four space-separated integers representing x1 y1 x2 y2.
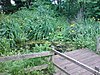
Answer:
0 51 53 74
0 51 53 62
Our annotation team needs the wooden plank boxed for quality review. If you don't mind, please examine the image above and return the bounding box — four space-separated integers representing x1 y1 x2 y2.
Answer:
78 65 100 75
0 51 53 62
77 65 100 75
52 46 100 75
62 55 100 74
75 65 100 75
60 54 100 74
75 59 100 74
64 54 100 71
64 48 90 57
24 64 48 73
83 56 100 66
65 49 96 60
58 54 100 74
73 71 92 75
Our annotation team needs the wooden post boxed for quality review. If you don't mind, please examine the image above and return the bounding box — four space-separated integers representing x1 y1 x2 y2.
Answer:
96 36 100 53
95 66 100 75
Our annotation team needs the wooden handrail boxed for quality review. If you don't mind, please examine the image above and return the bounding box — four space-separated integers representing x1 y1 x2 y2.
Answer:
0 51 53 62
52 46 100 75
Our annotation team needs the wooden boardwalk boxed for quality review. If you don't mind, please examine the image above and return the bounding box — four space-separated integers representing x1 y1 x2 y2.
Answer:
53 49 100 75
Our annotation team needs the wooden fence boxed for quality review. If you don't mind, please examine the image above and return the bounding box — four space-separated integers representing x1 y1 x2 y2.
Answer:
0 47 100 75
0 51 53 74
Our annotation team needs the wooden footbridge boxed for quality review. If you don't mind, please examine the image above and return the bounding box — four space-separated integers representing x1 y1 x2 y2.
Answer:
52 48 100 75
0 38 100 75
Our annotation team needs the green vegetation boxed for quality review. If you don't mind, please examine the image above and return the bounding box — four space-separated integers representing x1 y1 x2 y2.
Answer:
63 19 100 51
0 0 100 75
52 0 100 20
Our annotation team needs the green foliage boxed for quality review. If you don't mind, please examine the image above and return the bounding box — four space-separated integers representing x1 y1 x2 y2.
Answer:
63 19 100 50
0 2 57 50
78 0 100 19
0 38 10 55
52 0 100 20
